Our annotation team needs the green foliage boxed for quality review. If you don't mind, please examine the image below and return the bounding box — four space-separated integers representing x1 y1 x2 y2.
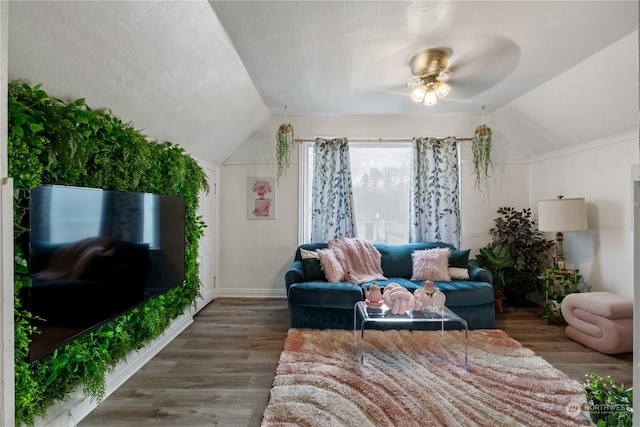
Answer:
471 124 492 190
541 267 583 323
276 123 294 183
474 207 554 304
473 244 514 293
489 207 553 274
14 297 42 427
9 81 207 426
584 373 633 426
14 247 42 426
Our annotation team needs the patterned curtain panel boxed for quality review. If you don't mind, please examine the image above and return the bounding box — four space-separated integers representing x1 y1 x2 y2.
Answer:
311 138 358 243
409 136 461 247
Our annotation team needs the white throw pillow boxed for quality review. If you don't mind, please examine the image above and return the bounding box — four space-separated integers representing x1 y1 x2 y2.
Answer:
448 267 470 280
300 248 319 259
410 248 451 281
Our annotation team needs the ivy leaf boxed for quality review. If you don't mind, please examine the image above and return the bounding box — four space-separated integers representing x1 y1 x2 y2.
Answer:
29 123 44 134
44 372 58 387
12 125 24 138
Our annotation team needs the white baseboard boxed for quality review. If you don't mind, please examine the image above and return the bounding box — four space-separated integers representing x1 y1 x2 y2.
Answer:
30 312 194 427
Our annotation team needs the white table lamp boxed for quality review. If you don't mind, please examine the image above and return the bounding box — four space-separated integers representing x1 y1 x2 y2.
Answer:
538 196 587 269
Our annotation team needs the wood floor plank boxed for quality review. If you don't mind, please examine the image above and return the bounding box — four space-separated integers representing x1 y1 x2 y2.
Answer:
79 297 633 427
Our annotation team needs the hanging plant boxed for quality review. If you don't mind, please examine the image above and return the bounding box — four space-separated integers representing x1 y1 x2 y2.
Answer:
472 123 493 190
276 121 294 183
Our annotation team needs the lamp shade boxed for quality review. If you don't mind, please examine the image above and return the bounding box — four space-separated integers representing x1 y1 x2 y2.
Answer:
410 84 427 102
423 89 438 106
538 197 588 232
433 81 451 99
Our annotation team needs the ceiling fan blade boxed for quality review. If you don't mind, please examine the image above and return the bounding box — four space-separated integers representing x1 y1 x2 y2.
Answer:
445 35 520 98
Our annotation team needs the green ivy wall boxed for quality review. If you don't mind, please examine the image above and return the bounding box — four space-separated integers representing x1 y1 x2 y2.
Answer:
8 81 207 426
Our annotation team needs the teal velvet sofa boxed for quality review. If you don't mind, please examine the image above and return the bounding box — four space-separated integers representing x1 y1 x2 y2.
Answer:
285 242 495 330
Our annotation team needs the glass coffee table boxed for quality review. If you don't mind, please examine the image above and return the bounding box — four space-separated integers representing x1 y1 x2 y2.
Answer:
353 301 468 372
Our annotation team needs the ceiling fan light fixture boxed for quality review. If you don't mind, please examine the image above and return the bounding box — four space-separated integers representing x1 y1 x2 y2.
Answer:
423 88 438 106
408 47 453 107
433 81 451 99
410 84 427 102
437 70 452 83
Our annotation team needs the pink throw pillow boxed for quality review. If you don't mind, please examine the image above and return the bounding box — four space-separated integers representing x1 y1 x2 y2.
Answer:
411 248 451 281
317 248 346 282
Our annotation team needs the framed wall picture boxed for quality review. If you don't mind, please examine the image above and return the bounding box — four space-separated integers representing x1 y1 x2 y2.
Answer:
247 176 276 220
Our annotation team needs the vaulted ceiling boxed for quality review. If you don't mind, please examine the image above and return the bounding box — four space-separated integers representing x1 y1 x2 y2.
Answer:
7 1 638 164
211 1 637 117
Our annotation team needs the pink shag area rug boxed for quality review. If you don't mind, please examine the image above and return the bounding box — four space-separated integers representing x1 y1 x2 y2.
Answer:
262 329 587 427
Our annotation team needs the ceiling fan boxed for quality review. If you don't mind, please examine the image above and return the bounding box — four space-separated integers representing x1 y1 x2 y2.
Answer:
406 48 453 106
351 35 520 113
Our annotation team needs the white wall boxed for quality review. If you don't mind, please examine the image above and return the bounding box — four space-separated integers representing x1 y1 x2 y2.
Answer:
219 114 530 297
520 30 639 301
530 133 639 300
0 1 14 425
492 31 638 157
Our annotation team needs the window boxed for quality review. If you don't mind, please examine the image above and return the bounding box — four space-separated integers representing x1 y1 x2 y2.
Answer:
300 141 412 244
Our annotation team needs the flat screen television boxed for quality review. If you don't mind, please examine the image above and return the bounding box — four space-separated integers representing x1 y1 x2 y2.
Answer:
25 185 186 361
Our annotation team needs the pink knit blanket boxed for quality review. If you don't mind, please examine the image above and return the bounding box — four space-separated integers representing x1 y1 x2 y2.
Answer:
318 238 387 284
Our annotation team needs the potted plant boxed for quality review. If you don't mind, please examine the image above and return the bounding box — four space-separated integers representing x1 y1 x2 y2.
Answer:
476 207 554 306
541 266 583 323
472 244 514 312
472 123 492 190
276 122 294 182
584 373 633 426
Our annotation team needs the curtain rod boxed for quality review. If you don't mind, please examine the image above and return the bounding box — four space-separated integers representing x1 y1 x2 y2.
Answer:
294 137 472 143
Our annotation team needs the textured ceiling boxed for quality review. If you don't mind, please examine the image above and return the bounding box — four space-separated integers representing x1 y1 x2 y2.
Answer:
211 0 638 117
8 0 270 165
7 1 639 164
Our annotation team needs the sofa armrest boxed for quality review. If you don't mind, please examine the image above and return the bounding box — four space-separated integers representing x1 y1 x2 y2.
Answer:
468 265 493 284
285 260 305 293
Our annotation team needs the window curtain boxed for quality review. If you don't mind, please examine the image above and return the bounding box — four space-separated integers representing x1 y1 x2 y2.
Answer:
409 136 460 247
310 137 358 243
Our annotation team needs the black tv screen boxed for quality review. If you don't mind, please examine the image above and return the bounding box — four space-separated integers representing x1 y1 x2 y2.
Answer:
26 185 186 360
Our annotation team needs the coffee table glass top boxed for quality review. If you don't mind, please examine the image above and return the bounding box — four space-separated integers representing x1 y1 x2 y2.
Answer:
353 300 469 372
355 300 464 323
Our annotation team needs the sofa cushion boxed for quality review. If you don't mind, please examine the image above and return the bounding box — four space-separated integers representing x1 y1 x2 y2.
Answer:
448 267 470 280
430 280 494 307
362 278 422 292
295 243 329 261
288 281 363 310
449 249 471 268
376 242 453 278
317 248 346 282
300 249 326 281
410 248 451 281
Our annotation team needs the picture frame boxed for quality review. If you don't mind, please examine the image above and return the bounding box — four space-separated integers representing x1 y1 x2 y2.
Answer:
247 176 276 220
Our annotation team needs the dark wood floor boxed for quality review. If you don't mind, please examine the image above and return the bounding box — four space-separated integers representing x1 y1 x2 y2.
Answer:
80 298 633 426
495 303 632 386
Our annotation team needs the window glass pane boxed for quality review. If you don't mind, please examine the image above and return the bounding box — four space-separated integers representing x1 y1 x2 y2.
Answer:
350 144 411 244
300 142 412 244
